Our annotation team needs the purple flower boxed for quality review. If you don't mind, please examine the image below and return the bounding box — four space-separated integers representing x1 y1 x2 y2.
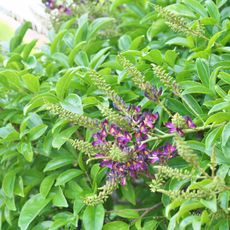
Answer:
64 7 72 15
92 128 107 146
144 84 162 101
184 116 196 128
109 124 119 136
165 122 184 136
143 112 158 128
165 116 196 136
117 131 132 145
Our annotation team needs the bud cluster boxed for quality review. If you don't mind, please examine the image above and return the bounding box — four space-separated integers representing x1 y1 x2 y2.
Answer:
84 179 118 206
118 55 162 101
152 64 181 96
89 70 128 114
47 103 99 129
154 4 206 39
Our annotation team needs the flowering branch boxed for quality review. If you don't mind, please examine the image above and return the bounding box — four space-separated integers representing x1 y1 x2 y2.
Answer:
143 123 224 143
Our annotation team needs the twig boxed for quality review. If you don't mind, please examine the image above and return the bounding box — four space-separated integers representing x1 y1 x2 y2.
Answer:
142 123 225 144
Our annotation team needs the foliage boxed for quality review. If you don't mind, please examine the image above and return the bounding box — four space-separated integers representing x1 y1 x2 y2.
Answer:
0 0 230 229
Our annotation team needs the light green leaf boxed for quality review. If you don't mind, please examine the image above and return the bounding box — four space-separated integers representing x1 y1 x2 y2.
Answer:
222 122 230 146
103 221 129 230
10 22 31 51
196 59 210 87
52 126 77 149
56 71 75 100
113 209 139 219
205 112 230 125
52 187 68 207
60 94 83 114
18 194 51 230
82 204 105 230
17 141 34 162
165 50 178 67
43 157 74 172
28 124 48 141
2 171 16 198
118 35 132 51
208 102 230 114
219 191 230 213
201 196 217 212
40 174 57 198
22 74 40 93
88 17 114 39
55 169 83 186
121 182 136 205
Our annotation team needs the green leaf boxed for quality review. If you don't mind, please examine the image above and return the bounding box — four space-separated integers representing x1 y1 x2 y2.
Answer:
60 94 83 114
222 122 230 146
103 221 129 230
43 157 74 172
181 0 207 17
68 41 87 66
0 124 19 142
201 196 217 212
28 124 48 141
118 35 132 51
88 17 114 39
50 30 67 54
17 141 34 162
2 171 16 198
55 169 83 186
219 191 229 213
74 51 89 67
52 187 68 207
18 194 51 230
143 50 163 65
56 71 75 100
113 209 139 219
206 31 223 51
205 127 223 155
82 204 105 230
182 95 203 121
208 102 230 114
182 86 213 95
166 98 192 116
90 47 111 69
22 39 37 60
176 201 203 221
52 126 77 149
22 74 40 93
14 176 24 197
218 72 230 84
165 50 178 67
10 22 31 51
130 35 144 50
121 182 136 205
23 93 58 115
166 37 193 48
179 216 201 230
205 112 230 125
206 0 220 22
40 174 57 198
196 59 210 87
142 220 158 230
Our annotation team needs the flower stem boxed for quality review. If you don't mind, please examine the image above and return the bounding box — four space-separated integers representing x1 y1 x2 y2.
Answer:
143 123 224 144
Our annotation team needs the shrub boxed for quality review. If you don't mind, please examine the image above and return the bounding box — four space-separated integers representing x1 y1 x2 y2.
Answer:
0 1 230 229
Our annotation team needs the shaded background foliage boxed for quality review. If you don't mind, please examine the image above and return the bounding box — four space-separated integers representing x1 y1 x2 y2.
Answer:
0 0 230 229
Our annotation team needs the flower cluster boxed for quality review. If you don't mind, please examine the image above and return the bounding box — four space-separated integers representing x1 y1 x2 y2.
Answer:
118 55 162 101
44 0 73 15
153 4 206 39
166 113 196 136
91 106 176 186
